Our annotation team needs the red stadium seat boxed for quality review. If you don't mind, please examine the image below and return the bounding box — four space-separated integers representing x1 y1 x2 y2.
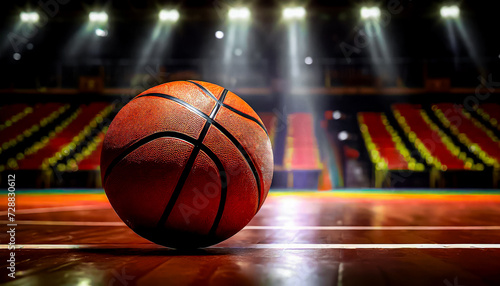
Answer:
393 104 472 170
433 103 499 166
358 112 413 170
15 103 111 170
284 113 321 170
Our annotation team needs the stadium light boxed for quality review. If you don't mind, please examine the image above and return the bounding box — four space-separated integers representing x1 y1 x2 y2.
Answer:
215 30 224 39
159 9 179 22
20 12 39 23
333 111 342 120
228 7 250 20
338 131 349 141
440 5 459 19
89 12 108 23
360 7 381 20
283 7 306 20
95 28 108 37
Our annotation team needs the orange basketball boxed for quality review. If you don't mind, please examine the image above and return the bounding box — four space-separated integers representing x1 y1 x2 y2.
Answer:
100 81 273 248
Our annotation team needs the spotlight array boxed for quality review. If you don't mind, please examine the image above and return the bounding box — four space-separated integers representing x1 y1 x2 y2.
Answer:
360 7 380 20
20 5 465 27
20 12 39 23
440 5 460 19
17 5 465 44
89 12 108 23
283 7 306 20
228 7 251 20
159 9 180 22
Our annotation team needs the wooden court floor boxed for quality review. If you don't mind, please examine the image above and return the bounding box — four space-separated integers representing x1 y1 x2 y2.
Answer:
1 190 500 285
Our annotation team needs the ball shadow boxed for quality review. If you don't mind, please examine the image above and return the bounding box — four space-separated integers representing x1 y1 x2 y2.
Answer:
76 246 257 257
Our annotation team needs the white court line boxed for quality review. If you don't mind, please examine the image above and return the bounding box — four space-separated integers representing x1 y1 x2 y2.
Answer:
0 205 108 216
232 244 500 249
244 226 500 231
1 220 500 230
2 244 500 250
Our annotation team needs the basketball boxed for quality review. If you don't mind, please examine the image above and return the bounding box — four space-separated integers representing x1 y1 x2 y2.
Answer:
100 80 274 248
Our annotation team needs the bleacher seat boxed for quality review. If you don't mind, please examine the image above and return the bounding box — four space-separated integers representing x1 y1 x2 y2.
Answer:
15 103 111 170
358 112 416 170
0 103 67 154
433 103 499 167
393 103 477 170
476 103 500 131
284 113 321 170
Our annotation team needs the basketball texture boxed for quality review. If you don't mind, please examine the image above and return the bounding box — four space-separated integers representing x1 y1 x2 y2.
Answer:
100 81 273 248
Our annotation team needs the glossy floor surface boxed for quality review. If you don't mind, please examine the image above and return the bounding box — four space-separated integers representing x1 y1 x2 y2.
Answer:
1 190 500 285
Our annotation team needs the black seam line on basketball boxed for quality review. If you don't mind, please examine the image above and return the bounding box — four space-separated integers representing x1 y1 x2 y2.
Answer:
221 104 268 136
185 81 268 136
135 91 267 136
136 92 263 213
186 80 218 102
207 89 228 234
156 90 227 229
156 127 209 228
103 131 194 184
101 131 227 234
206 89 228 234
157 146 201 228
210 89 228 118
209 165 227 235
